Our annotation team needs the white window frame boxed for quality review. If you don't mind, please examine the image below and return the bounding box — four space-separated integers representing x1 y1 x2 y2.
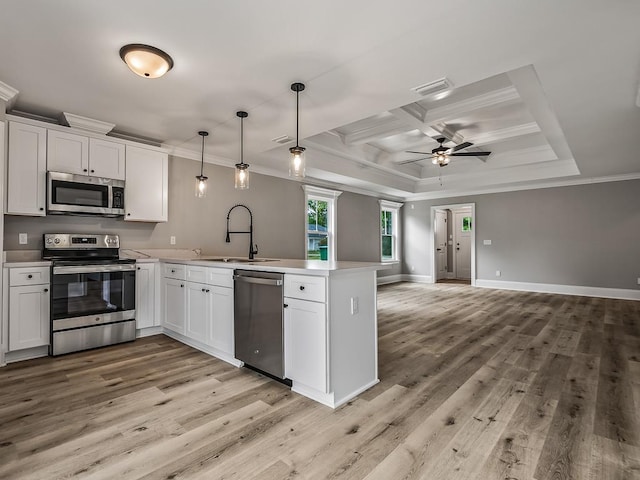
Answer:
303 185 342 262
379 199 403 263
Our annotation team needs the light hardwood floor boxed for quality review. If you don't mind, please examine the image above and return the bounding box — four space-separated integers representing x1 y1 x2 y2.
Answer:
1 282 639 479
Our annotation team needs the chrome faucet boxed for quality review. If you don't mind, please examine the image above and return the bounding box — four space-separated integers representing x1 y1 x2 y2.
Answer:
225 204 258 259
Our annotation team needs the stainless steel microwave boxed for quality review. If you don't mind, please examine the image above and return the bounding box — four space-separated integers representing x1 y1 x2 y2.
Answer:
47 171 125 217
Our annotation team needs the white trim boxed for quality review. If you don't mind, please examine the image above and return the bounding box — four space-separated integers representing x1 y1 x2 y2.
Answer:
403 274 433 284
377 274 403 285
475 279 640 301
406 172 640 201
62 112 115 134
303 185 341 262
302 184 342 200
430 203 476 286
0 80 18 105
379 199 404 209
162 330 242 367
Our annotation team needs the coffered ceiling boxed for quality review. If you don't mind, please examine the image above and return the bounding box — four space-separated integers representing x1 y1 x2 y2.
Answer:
1 1 639 200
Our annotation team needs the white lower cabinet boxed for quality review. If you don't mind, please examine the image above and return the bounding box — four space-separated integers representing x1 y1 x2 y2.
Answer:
135 263 157 329
209 286 234 355
284 297 327 393
186 282 209 339
6 266 51 352
163 277 186 334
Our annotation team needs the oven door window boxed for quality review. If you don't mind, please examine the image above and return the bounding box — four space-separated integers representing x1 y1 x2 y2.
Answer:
51 180 109 208
52 270 135 320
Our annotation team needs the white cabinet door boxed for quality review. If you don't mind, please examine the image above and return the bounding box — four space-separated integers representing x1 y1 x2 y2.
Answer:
9 284 50 351
47 130 89 175
6 121 47 216
136 263 156 329
163 277 186 334
89 138 125 179
284 297 327 392
125 145 169 222
210 286 234 355
186 282 209 341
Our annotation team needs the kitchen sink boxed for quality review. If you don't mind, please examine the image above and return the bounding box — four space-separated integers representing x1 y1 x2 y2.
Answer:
201 258 277 263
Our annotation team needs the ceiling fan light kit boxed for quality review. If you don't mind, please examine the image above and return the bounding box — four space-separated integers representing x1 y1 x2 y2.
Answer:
405 137 491 167
119 44 174 78
289 82 306 178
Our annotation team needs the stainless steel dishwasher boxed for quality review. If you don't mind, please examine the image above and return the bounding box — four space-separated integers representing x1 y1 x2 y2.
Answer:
233 269 287 380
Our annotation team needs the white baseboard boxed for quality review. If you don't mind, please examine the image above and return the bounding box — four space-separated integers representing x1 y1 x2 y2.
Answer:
136 326 163 338
377 274 433 285
476 279 640 301
163 329 242 367
377 274 403 285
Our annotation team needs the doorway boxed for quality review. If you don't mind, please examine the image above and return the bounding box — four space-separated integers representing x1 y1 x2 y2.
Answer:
430 203 475 285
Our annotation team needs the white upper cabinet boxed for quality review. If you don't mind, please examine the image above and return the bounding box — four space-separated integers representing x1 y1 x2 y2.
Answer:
88 138 125 179
47 130 125 180
125 145 169 222
47 130 89 175
6 121 47 216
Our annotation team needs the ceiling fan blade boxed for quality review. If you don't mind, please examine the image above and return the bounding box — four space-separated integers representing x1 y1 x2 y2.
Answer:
449 151 491 156
405 150 431 155
398 157 430 165
451 141 473 152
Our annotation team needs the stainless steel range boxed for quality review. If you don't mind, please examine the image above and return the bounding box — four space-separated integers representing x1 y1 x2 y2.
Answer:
43 234 136 356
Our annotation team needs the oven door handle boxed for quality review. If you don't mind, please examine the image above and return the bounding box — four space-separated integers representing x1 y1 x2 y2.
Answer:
53 264 137 274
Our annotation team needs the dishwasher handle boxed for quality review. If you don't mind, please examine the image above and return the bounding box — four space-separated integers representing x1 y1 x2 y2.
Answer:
233 275 283 287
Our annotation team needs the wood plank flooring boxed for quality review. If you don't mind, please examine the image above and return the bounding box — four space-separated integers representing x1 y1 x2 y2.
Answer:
1 282 639 479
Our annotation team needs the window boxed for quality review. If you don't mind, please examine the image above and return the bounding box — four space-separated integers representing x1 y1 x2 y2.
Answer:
303 185 342 261
379 200 403 262
462 216 472 231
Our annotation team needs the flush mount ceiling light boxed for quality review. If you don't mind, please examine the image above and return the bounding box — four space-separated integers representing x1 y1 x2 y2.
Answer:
119 44 174 78
289 82 306 177
195 131 209 198
235 111 250 190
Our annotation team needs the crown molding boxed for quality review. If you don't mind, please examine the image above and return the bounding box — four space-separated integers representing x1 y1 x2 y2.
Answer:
62 112 115 134
0 80 19 109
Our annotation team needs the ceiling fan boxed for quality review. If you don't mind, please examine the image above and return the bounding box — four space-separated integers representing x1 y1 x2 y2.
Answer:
402 137 491 167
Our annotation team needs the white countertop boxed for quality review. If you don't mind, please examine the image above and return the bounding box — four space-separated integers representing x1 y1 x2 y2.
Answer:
158 256 390 276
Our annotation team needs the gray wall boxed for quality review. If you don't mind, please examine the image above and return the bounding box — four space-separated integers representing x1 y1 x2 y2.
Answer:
403 179 640 290
4 155 390 265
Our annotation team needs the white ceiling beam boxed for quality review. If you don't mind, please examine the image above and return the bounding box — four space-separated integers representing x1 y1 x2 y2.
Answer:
341 118 408 145
468 122 541 147
422 86 520 125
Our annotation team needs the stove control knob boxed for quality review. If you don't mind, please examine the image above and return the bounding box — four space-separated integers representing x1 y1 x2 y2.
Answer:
54 238 60 244
46 238 53 245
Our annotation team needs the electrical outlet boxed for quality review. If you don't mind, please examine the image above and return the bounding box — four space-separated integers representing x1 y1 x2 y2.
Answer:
637 277 640 285
496 270 501 277
170 236 176 245
350 297 359 315
19 233 28 245
410 265 415 272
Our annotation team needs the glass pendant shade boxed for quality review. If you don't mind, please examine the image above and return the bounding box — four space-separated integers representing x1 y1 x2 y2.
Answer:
235 163 249 189
195 130 209 197
195 175 208 197
119 44 174 78
289 146 306 177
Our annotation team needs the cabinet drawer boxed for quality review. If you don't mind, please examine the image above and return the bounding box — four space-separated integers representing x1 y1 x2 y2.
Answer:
208 268 233 288
163 263 186 280
186 265 208 284
9 266 50 286
284 274 326 303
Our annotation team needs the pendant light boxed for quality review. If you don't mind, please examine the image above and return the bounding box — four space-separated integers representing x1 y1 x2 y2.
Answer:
235 111 250 189
289 82 306 177
195 131 209 198
119 44 174 78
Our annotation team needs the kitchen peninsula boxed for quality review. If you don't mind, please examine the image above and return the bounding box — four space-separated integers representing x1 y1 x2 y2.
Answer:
142 255 389 408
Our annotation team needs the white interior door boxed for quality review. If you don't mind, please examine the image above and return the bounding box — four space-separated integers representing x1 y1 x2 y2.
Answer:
435 210 447 280
454 210 472 279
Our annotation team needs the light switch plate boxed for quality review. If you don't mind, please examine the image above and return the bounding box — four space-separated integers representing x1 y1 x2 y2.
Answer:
496 270 501 277
483 239 492 245
170 236 176 245
18 233 28 245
